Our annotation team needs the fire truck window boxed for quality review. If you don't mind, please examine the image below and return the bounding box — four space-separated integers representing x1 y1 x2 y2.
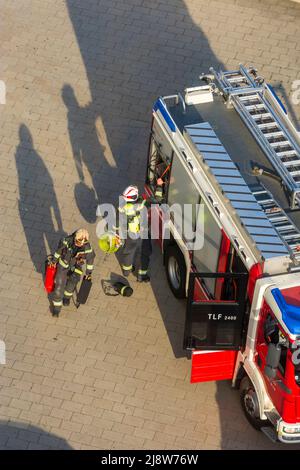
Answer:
278 345 288 377
264 315 288 377
277 331 289 377
191 322 208 347
230 248 248 275
264 314 279 344
215 323 235 346
294 364 300 385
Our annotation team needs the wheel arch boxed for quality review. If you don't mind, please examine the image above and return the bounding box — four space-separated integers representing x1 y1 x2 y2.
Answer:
242 360 273 420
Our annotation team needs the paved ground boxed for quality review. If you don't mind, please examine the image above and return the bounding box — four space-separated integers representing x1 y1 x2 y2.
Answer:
0 0 300 450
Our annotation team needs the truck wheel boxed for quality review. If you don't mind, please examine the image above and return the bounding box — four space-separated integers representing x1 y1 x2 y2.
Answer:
165 245 186 299
240 377 265 430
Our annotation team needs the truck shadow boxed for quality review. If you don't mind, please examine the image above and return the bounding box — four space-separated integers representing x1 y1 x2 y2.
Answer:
0 420 73 449
149 245 187 359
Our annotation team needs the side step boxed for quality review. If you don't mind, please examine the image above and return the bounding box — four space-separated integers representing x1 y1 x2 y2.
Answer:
261 426 278 443
265 409 280 426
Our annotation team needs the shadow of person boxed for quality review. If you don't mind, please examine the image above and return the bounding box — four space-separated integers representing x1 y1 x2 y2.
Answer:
62 84 118 222
15 124 64 274
0 420 73 449
66 0 225 179
64 0 227 221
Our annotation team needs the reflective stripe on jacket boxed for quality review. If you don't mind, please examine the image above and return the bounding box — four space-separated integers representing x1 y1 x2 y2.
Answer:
54 233 95 275
116 199 146 235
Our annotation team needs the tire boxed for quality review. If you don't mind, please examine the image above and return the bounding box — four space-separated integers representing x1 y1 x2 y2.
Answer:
240 376 265 430
165 245 187 299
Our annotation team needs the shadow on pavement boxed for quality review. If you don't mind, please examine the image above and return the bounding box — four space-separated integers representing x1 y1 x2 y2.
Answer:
65 0 225 351
65 0 300 450
0 420 73 450
272 81 300 131
15 124 65 275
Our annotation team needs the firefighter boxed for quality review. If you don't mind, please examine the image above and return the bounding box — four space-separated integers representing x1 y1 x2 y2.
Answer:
154 177 164 202
154 161 170 202
51 229 95 316
115 185 152 282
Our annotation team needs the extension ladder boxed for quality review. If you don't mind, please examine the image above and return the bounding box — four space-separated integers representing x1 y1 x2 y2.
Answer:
210 65 300 209
253 186 300 262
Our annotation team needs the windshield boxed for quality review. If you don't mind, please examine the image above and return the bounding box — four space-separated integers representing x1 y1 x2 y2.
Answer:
264 312 289 377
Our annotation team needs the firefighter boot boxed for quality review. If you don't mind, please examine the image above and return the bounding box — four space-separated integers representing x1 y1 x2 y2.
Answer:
51 305 61 317
122 267 132 277
137 272 150 283
63 297 71 306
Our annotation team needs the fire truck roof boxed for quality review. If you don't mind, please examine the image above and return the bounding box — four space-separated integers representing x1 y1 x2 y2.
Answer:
169 95 299 225
165 92 300 265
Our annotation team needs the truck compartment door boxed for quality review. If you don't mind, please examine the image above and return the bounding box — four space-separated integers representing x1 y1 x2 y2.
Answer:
191 350 238 383
184 272 248 383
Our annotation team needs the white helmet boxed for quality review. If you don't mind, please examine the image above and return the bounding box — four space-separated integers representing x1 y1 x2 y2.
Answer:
122 185 139 202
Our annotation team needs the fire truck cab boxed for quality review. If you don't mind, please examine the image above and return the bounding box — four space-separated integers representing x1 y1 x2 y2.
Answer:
145 65 300 443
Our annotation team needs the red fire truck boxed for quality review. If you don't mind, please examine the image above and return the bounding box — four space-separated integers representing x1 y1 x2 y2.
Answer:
145 65 300 443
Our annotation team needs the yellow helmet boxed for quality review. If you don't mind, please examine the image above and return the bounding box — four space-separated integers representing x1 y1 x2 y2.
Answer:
98 232 122 253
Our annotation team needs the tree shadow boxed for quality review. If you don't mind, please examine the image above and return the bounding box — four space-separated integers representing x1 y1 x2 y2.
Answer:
0 420 72 449
15 124 65 275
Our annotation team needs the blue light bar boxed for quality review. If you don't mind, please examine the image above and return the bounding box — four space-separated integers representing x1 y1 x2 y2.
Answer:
153 98 176 132
272 288 300 335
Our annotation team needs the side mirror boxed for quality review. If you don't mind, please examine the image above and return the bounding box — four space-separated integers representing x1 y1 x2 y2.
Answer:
264 343 281 379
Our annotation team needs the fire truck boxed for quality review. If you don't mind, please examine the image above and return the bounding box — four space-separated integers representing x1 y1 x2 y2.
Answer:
144 64 300 443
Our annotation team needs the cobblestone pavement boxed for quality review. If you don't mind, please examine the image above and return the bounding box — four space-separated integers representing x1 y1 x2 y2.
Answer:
0 0 300 450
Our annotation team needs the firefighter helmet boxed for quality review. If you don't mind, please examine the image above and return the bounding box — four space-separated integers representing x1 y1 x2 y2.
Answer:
98 231 122 253
75 228 89 246
122 185 138 202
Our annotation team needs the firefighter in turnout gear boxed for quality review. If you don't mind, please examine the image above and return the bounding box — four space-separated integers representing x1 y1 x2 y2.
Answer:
51 229 95 316
115 186 152 282
154 177 164 202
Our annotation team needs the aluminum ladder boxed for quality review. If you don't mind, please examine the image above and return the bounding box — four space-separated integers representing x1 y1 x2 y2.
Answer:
209 65 300 209
253 186 300 263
